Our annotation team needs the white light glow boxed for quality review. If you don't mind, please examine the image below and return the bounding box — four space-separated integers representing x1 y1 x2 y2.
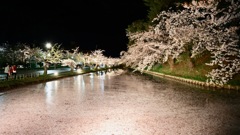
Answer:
46 42 52 49
77 69 82 73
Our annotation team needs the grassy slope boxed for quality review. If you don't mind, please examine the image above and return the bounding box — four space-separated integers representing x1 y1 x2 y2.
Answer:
151 52 240 86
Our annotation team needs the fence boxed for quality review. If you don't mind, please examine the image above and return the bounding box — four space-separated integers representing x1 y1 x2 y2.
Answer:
0 73 41 81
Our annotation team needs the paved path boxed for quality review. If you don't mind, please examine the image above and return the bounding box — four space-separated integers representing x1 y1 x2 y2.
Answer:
0 67 71 80
0 70 240 135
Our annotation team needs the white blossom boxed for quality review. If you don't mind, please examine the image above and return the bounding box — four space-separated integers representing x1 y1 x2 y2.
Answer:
121 0 240 85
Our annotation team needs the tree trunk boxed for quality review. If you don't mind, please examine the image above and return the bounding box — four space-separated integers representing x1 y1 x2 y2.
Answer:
94 64 98 70
188 58 194 70
70 67 74 72
168 56 175 71
43 65 48 75
186 51 194 70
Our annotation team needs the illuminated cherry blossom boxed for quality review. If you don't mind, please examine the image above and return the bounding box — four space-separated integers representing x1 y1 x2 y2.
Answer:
121 0 240 85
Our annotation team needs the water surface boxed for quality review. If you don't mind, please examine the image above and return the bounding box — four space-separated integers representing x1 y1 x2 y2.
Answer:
0 69 239 135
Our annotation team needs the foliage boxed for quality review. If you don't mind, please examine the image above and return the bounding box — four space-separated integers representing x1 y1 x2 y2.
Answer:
23 43 64 75
127 19 149 34
0 42 27 66
0 43 121 74
126 0 192 43
121 0 240 86
61 58 77 71
143 0 191 21
151 51 213 82
23 45 44 63
45 44 63 64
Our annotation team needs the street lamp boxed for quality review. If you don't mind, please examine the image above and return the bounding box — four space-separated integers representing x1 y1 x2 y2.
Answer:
44 42 52 72
45 42 52 59
46 42 52 49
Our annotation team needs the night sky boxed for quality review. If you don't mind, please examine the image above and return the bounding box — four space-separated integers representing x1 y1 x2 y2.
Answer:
0 1 148 57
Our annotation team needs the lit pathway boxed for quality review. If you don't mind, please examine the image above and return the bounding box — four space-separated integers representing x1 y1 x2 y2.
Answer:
0 70 240 135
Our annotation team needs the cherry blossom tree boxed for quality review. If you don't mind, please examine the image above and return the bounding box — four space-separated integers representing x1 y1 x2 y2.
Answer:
23 45 44 68
121 0 240 85
43 44 64 75
77 49 120 69
61 58 77 72
63 47 79 60
106 57 121 67
62 47 84 72
23 43 63 75
88 49 107 69
0 43 26 65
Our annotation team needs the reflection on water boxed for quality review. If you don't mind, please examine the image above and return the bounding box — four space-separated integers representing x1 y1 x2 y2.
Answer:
90 73 94 90
42 69 126 104
1 69 239 134
41 69 240 113
44 81 56 105
80 75 86 92
90 69 126 93
96 71 105 93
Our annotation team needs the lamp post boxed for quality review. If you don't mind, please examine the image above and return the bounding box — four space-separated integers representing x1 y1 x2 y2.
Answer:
43 42 52 75
45 42 52 59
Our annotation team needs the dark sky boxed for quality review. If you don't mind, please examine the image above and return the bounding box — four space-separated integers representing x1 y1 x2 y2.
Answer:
0 1 148 57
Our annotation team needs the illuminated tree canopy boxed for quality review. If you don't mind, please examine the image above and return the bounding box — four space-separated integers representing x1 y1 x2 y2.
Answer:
121 0 240 85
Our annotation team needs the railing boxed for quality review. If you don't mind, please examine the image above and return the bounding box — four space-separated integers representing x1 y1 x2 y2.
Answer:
0 73 41 81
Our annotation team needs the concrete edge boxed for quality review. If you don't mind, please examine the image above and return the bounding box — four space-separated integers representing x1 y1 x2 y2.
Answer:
143 70 240 91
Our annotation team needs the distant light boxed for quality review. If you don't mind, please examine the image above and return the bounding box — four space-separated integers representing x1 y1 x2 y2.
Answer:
54 72 58 76
90 73 94 78
0 47 4 51
77 69 82 73
46 42 52 49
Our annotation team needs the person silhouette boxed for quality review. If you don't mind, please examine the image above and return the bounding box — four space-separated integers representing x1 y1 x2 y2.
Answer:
12 64 17 79
4 63 10 80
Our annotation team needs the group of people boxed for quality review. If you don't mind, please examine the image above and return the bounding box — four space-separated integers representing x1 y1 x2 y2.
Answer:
4 63 17 80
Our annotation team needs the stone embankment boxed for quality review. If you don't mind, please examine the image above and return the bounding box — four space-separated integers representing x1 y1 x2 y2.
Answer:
143 70 239 91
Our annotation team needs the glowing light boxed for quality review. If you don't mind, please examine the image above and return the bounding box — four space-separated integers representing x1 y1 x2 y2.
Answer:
89 73 94 78
0 47 4 51
54 72 58 76
77 69 82 73
46 42 52 49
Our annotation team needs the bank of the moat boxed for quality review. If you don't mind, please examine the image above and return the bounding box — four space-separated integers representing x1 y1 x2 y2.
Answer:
142 70 240 91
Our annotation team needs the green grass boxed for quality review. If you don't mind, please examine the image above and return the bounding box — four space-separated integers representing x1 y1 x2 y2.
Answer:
151 52 211 82
150 51 240 86
227 74 240 86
